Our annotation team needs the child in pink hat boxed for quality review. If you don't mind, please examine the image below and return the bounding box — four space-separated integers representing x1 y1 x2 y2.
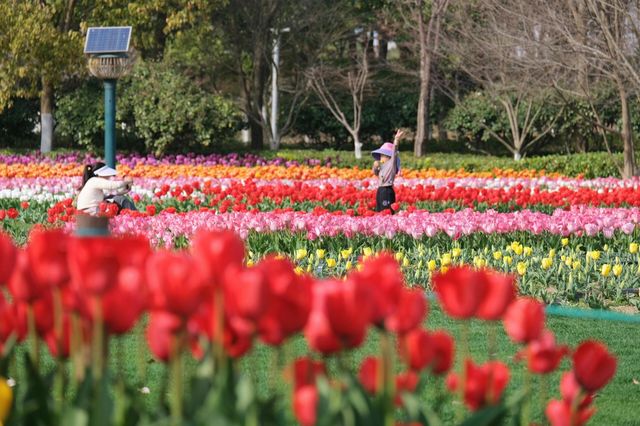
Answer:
371 129 403 212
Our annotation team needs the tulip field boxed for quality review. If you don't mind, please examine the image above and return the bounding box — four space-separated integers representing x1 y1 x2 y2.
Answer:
0 151 638 425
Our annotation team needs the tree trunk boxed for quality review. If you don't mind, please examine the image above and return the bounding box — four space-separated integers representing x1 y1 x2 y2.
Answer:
414 0 432 158
250 42 268 150
353 134 363 159
40 78 54 153
619 82 636 178
249 118 264 150
513 151 522 161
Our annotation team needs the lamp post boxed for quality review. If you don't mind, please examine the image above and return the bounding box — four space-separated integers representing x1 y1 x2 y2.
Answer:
85 27 136 169
87 54 136 168
270 27 289 150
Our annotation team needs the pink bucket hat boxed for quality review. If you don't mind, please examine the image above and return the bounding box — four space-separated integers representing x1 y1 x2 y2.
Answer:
371 142 400 171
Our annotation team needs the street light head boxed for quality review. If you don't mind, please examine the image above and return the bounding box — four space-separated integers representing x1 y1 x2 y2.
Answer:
88 49 137 80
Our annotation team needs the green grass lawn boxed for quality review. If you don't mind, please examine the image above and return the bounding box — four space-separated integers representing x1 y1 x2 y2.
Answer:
83 306 639 425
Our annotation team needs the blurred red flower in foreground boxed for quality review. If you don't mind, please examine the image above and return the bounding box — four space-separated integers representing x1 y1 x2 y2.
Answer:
573 340 617 393
446 359 510 411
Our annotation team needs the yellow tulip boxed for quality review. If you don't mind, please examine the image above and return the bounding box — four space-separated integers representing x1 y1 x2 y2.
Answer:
309 254 314 262
541 257 553 270
603 244 609 252
589 250 601 261
246 259 255 267
316 249 326 259
601 264 611 276
306 264 312 272
473 257 486 268
548 249 556 258
561 238 569 247
295 248 308 260
0 378 12 423
341 248 352 260
395 252 404 261
630 243 638 254
402 258 410 267
493 251 502 260
572 260 581 270
356 263 364 271
613 264 623 277
564 257 573 267
441 253 452 266
326 258 336 268
275 254 285 260
294 266 304 275
440 265 449 274
524 247 533 256
513 245 523 256
503 256 513 266
510 241 521 252
427 260 437 271
345 261 353 270
517 262 527 276
452 247 462 258
363 247 373 257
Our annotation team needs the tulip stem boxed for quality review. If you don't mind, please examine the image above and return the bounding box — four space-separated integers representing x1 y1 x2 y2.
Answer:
92 297 104 381
539 374 548 420
136 320 147 385
521 369 532 426
26 304 39 371
71 313 85 383
170 331 184 426
380 332 394 426
488 322 497 361
213 288 225 375
456 320 470 423
53 289 65 415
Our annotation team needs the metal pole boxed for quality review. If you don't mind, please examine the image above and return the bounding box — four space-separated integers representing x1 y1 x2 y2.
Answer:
104 79 117 168
271 34 280 150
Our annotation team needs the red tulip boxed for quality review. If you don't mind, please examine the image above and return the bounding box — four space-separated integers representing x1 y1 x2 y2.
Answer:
400 328 434 371
521 330 568 374
146 250 207 318
293 385 318 426
559 371 593 409
430 330 455 375
293 357 325 391
304 281 341 354
0 292 15 353
68 237 121 295
0 232 15 285
475 269 516 320
222 319 253 358
9 251 48 303
395 370 419 406
224 266 268 336
191 230 245 287
146 311 184 362
446 359 510 411
503 298 545 343
257 257 312 345
324 278 371 349
27 228 69 289
385 288 427 335
44 314 74 358
100 266 147 334
350 253 403 325
573 340 617 392
358 356 381 394
545 399 595 426
433 266 487 319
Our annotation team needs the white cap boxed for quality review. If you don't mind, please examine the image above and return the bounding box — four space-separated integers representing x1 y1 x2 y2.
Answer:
94 165 117 177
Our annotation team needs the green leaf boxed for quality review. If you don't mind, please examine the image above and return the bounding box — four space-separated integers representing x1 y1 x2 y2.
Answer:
458 403 508 426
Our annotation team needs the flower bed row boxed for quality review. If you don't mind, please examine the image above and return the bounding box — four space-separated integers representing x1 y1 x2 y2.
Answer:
0 228 617 425
0 162 562 179
6 176 640 214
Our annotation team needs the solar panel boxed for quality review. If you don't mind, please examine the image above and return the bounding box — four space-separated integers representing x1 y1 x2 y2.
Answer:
84 27 132 54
